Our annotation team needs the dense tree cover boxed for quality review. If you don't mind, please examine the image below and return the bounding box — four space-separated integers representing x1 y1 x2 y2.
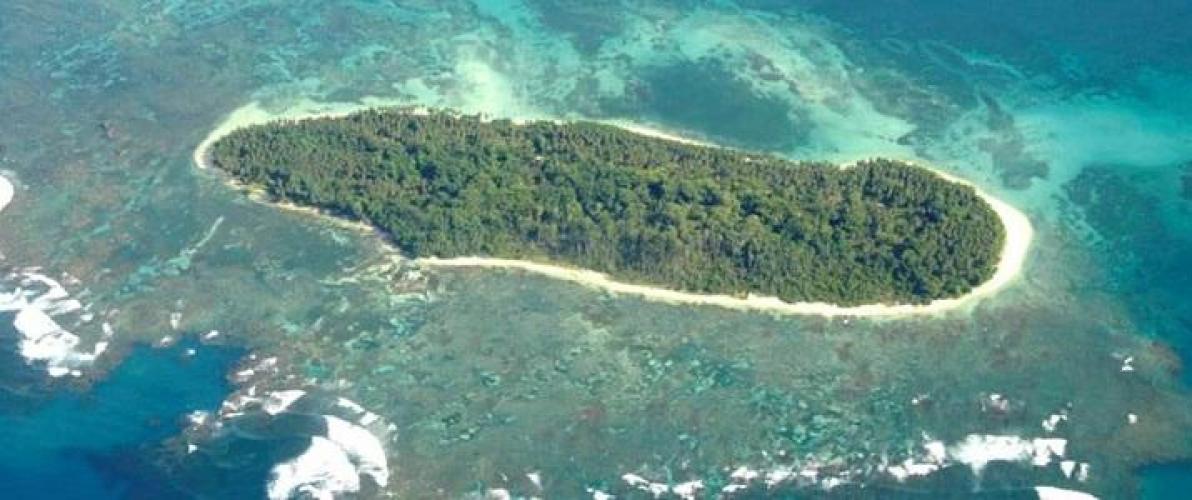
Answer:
210 109 1005 305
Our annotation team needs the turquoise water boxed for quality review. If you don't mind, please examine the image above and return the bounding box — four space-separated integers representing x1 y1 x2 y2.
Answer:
1 1 1190 498
1141 462 1192 499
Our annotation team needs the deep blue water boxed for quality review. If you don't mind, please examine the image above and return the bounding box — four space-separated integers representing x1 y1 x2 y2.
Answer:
1141 462 1192 499
0 340 238 500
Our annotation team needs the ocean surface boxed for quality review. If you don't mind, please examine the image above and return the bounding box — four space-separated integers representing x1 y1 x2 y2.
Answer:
1 1 1190 498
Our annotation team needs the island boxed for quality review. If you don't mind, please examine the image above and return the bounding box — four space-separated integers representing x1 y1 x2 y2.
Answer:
205 108 1007 307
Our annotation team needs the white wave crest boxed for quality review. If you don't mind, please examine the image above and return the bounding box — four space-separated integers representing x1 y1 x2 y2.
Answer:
949 435 1068 473
263 389 307 415
254 394 390 500
0 173 12 215
268 436 361 500
1 271 115 377
324 415 389 488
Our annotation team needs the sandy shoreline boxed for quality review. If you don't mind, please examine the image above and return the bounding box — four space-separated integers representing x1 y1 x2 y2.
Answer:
597 120 714 147
194 100 1033 318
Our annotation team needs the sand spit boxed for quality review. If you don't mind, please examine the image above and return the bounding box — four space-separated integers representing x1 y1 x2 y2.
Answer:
597 120 714 147
1035 486 1098 500
195 100 1034 318
192 98 412 172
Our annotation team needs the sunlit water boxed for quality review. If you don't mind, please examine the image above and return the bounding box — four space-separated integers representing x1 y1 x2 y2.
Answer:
1 1 1190 498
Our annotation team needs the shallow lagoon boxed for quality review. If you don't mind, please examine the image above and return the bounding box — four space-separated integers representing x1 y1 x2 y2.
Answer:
1 1 1191 498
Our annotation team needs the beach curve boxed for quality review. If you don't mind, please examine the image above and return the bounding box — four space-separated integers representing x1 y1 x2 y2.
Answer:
194 100 1034 318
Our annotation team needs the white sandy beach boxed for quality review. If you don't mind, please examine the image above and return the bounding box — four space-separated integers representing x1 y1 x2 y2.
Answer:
598 120 714 147
195 100 1034 318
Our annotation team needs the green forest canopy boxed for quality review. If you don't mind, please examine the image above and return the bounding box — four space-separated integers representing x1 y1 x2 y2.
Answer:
210 108 1005 306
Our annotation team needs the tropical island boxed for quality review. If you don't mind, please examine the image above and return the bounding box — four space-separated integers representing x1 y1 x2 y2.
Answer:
205 107 1010 308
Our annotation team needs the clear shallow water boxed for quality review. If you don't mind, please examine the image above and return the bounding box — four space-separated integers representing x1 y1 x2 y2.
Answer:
0 1 1190 498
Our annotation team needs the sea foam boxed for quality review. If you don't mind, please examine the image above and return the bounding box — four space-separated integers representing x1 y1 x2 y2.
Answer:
0 175 114 377
949 435 1068 472
197 389 391 500
323 415 389 488
661 432 1084 497
0 173 12 214
268 436 362 500
266 414 390 499
0 271 115 377
883 434 1073 482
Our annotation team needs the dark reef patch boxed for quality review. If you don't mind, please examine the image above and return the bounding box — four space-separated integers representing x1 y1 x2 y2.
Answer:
978 93 1049 190
1182 161 1192 201
527 0 625 53
635 59 805 151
